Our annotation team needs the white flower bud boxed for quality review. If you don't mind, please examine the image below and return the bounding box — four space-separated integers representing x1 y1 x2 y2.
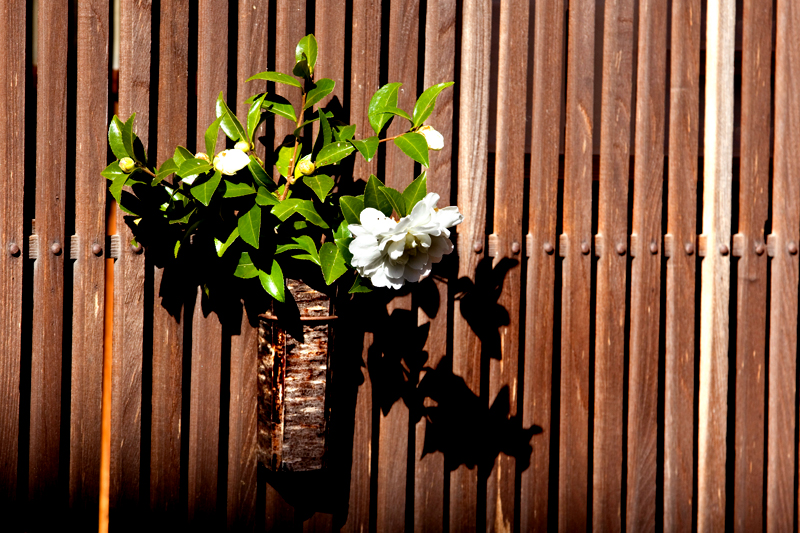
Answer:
417 125 444 151
119 157 136 173
234 140 252 152
213 149 251 176
195 152 210 163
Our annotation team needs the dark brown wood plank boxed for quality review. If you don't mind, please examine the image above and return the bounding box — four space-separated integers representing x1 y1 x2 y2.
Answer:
734 0 772 530
236 0 269 162
111 0 150 516
663 0 700 529
313 0 346 133
414 0 455 530
558 1 595 531
521 1 563 531
69 0 109 521
626 0 667 529
768 1 799 530
150 0 188 519
0 0 25 514
451 0 491 530
697 0 735 528
186 1 227 525
29 0 69 514
593 0 634 529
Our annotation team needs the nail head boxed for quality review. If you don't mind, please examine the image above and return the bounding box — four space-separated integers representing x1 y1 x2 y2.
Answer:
473 242 483 254
511 241 521 254
92 243 103 256
755 243 765 256
789 242 798 255
8 243 20 256
581 242 590 255
50 242 62 255
616 243 626 255
649 242 658 254
685 242 695 255
719 243 729 256
131 243 143 254
543 242 554 254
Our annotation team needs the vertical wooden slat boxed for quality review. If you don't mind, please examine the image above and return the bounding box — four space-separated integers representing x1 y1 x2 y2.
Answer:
521 0 563 531
697 0 735 529
30 0 69 513
187 0 227 525
70 0 109 520
487 0 528 529
314 0 346 121
663 0 700 530
111 0 150 516
558 1 595 530
415 0 455 530
273 0 305 180
593 0 634 529
768 0 799 530
451 1 491 531
734 0 772 529
626 0 667 529
150 0 188 519
0 0 25 513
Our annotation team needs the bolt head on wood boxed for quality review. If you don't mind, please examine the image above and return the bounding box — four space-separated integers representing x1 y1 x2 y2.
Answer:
131 243 143 254
543 242 554 254
581 242 590 255
473 242 483 254
789 242 798 255
649 242 658 254
719 243 729 256
8 243 20 256
685 242 695 255
755 243 765 256
511 241 521 254
50 242 62 255
92 243 103 256
616 243 626 255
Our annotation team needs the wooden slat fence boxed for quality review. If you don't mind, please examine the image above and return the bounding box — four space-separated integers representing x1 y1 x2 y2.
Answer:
2 0 800 531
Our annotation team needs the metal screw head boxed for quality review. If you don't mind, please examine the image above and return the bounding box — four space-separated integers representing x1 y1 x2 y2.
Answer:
50 242 62 255
789 242 799 255
649 242 658 254
131 243 143 254
92 243 103 256
616 243 627 256
719 243 729 256
543 242 554 254
8 243 20 256
511 241 521 254
473 242 483 254
755 243 765 256
685 242 695 255
580 242 591 255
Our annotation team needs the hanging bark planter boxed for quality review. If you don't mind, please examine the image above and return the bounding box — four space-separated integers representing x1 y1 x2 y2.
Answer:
257 279 335 471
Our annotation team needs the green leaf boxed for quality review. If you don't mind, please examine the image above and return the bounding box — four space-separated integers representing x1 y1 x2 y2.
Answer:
255 186 279 206
333 124 357 141
234 252 259 278
246 71 302 88
272 199 329 228
177 158 212 179
333 221 354 264
292 59 310 80
401 171 427 211
304 78 335 110
368 82 402 135
262 94 297 122
319 242 348 285
276 143 300 178
315 141 355 167
349 275 372 293
339 195 365 225
174 240 181 258
248 156 275 191
214 227 239 257
222 181 256 197
205 115 225 156
237 204 262 249
413 81 454 128
276 243 304 254
215 92 247 141
154 158 179 186
259 260 285 302
292 235 320 265
293 109 335 137
364 175 392 217
379 186 407 217
393 132 430 167
101 161 124 181
190 170 222 206
246 94 266 145
303 174 334 202
122 114 138 162
296 34 318 75
351 136 378 162
173 146 194 165
109 172 128 203
378 106 412 122
108 116 128 159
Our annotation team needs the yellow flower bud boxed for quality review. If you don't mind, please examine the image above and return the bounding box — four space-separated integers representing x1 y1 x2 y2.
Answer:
119 157 136 173
234 140 251 152
195 152 210 163
296 159 316 176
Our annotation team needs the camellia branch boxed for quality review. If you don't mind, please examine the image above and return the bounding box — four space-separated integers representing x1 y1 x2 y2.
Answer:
279 91 308 201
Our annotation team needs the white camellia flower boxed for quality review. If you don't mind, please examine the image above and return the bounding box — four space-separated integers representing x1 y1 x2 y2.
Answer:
213 148 250 176
417 125 444 151
349 192 463 289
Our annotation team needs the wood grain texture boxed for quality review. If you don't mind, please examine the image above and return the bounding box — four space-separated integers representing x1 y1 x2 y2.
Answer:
69 0 109 521
187 1 227 525
626 1 667 530
29 0 69 514
594 0 634 529
236 0 270 161
559 1 594 531
313 0 346 130
521 1 563 531
0 0 25 513
664 0 700 529
273 0 305 178
697 0 735 529
734 0 772 530
768 1 799 531
452 1 491 531
150 0 188 519
415 0 455 530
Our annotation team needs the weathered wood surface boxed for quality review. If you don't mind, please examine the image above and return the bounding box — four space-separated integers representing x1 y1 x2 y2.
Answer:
664 0 700 530
30 1 69 518
734 0 772 530
767 0 799 531
626 0 666 530
0 0 25 515
70 0 109 522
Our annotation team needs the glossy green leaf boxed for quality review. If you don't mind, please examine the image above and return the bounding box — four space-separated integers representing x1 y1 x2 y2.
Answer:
177 158 212 179
259 260 285 302
363 175 392 217
351 136 378 162
246 71 302 88
378 186 406 217
378 106 412 122
246 94 266 145
109 173 128 203
276 144 300 178
248 156 275 191
272 199 328 228
292 59 310 80
234 252 259 278
262 94 297 122
214 227 239 257
333 124 357 141
122 114 138 162
222 181 256 197
315 141 355 167
319 242 348 285
108 116 128 159
173 240 181 258
349 275 372 293
153 158 179 186
292 235 320 265
205 115 225 156
293 109 335 137
333 221 354 264
412 81 455 128
215 92 247 141
255 186 279 206
401 171 427 211
339 195 365 225
276 243 304 254
101 161 124 181
295 34 318 74
237 204 262 249
393 132 430 167
190 170 222 206
368 82 402 134
173 146 194 165
303 174 334 202
303 78 335 111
